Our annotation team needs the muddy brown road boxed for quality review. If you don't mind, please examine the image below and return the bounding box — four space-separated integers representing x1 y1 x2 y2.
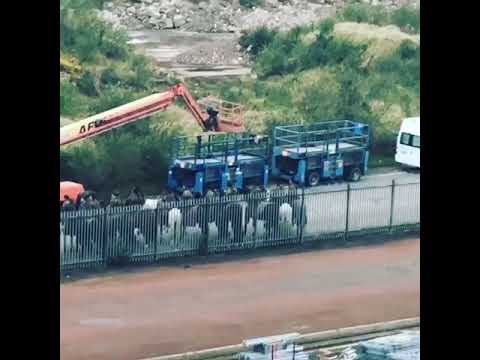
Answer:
60 238 420 360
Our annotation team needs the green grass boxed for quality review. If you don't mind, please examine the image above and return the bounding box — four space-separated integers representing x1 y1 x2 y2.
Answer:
338 2 420 34
368 154 397 169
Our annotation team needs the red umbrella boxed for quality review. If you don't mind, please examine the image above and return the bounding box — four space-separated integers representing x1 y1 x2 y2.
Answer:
60 181 85 202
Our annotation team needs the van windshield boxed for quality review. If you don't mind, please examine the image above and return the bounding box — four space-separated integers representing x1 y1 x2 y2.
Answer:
411 135 420 148
400 133 420 148
400 133 411 146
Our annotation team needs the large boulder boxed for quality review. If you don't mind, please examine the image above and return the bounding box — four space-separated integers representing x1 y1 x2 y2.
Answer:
162 17 174 29
144 4 160 18
173 14 187 28
126 6 136 15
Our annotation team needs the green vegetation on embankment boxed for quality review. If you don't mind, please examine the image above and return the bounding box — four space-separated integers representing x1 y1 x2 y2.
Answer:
60 0 184 196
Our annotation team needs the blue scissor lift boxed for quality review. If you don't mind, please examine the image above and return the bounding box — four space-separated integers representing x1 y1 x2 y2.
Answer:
271 121 370 186
168 133 269 196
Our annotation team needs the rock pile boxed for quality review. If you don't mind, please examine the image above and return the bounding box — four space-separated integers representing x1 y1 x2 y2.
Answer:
175 39 247 65
97 0 419 33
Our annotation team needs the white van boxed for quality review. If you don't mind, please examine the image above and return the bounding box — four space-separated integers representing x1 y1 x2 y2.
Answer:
395 117 420 168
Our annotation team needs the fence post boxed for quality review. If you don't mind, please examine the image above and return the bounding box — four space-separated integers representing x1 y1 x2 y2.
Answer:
201 197 210 256
298 186 306 244
252 192 259 248
344 184 351 242
154 205 159 262
389 179 396 234
102 207 108 267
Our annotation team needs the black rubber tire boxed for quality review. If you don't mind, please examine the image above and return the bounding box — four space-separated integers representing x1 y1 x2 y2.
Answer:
308 171 320 187
348 167 362 182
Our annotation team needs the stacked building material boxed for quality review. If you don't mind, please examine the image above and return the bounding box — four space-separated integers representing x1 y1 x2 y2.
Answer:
240 333 309 360
338 330 420 360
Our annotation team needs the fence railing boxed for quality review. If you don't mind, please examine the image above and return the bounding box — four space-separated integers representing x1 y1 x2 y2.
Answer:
60 181 420 271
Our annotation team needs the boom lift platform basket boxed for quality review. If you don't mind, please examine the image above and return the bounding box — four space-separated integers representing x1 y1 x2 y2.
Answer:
197 96 246 133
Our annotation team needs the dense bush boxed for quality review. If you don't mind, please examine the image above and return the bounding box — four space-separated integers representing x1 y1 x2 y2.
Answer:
338 3 389 26
61 7 130 62
251 27 307 77
306 36 367 71
374 40 420 91
239 27 276 58
248 20 367 78
100 67 122 87
90 86 146 114
338 3 420 34
60 81 87 116
391 6 420 33
77 70 99 96
61 112 182 196
126 56 155 89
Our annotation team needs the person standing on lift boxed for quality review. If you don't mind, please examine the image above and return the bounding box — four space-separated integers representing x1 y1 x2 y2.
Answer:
205 107 219 132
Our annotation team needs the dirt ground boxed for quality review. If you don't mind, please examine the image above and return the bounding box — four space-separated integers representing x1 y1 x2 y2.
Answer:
60 238 420 360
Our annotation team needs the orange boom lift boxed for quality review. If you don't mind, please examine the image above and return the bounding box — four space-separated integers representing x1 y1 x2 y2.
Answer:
60 83 245 146
59 83 246 202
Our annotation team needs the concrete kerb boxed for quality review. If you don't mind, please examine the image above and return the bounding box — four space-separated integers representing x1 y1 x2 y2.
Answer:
297 317 419 344
140 317 420 360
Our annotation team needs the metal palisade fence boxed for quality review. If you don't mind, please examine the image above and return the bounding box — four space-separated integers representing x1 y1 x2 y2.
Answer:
60 180 420 271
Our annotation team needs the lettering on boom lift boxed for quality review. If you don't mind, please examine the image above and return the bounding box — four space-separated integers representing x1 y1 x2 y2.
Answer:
79 119 106 134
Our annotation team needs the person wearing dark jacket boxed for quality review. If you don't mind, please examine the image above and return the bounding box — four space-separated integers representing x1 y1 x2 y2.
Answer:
205 107 219 131
258 187 279 240
125 188 141 206
82 196 92 209
109 191 123 207
81 195 100 253
87 194 101 209
78 197 88 210
133 186 145 203
250 187 267 239
62 195 75 212
292 198 307 231
61 195 76 253
287 180 298 206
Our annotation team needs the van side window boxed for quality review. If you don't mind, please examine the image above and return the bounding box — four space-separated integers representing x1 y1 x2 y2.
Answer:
411 135 420 148
253 344 266 354
400 133 411 146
